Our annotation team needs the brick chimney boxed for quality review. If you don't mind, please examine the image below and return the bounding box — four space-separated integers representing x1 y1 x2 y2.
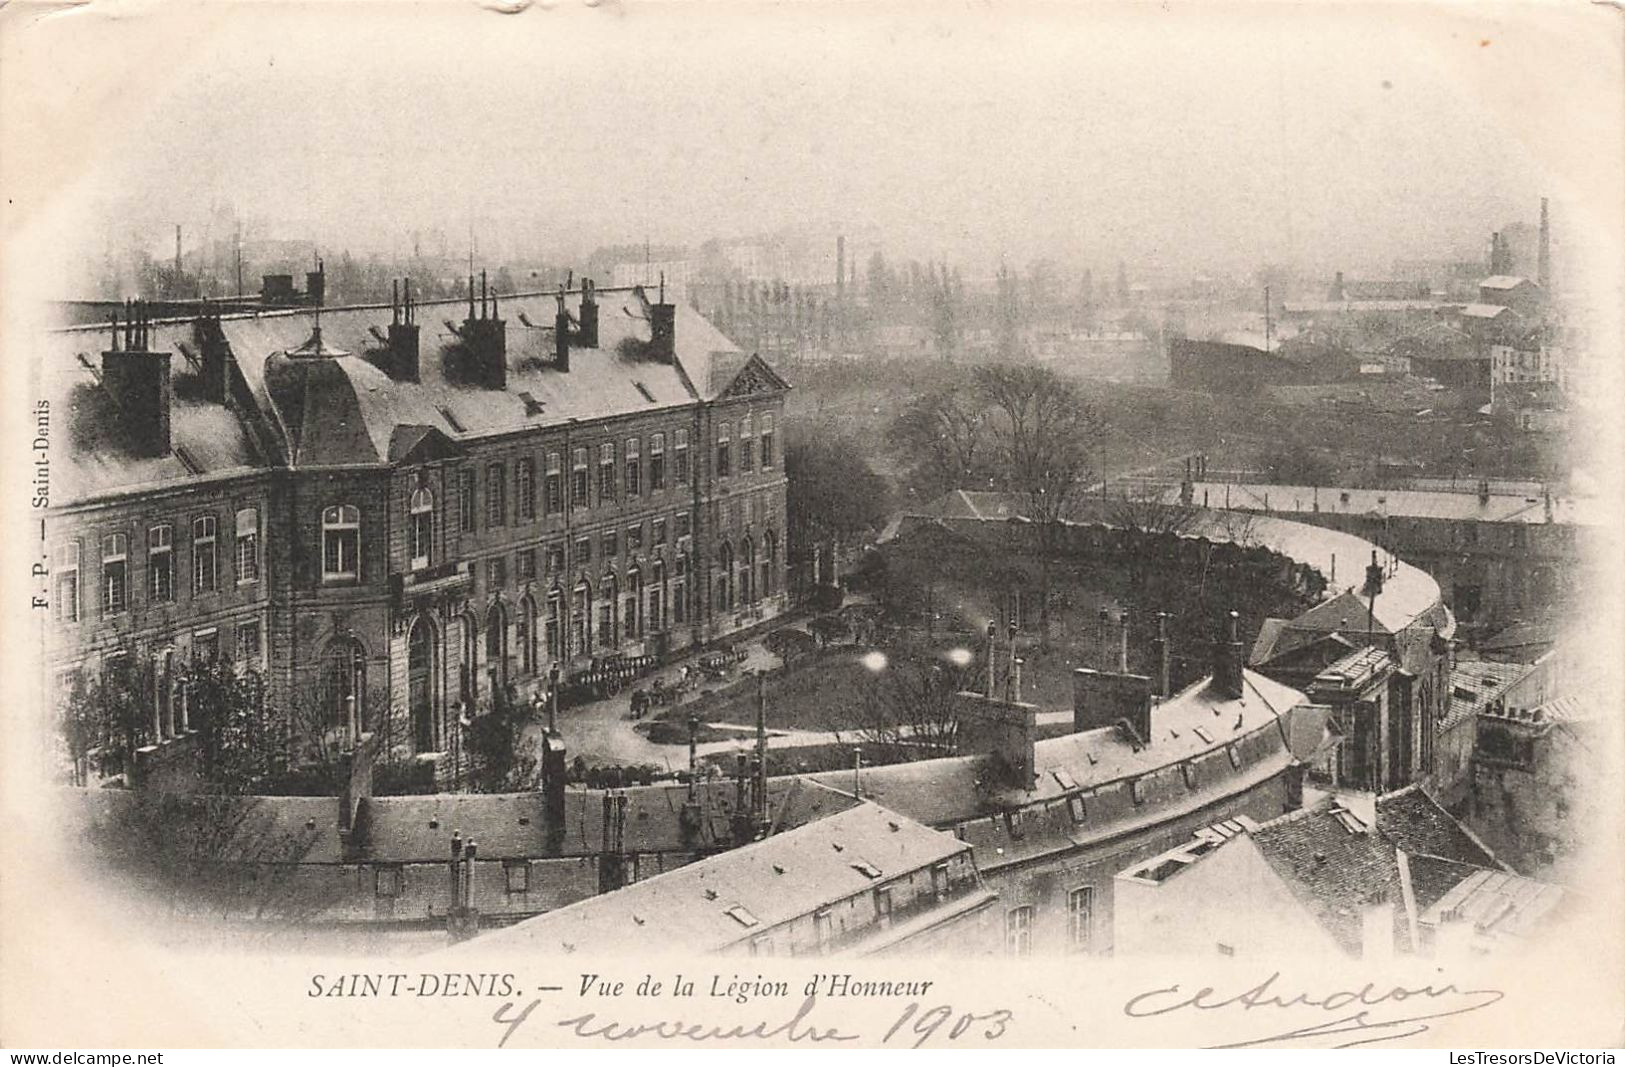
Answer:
102 300 172 457
197 304 237 406
578 278 599 348
460 270 507 389
1212 609 1245 700
1072 667 1153 743
553 291 572 373
953 689 1037 791
385 278 421 382
649 276 676 364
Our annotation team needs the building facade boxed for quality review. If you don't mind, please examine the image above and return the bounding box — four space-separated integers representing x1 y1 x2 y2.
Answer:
44 280 791 777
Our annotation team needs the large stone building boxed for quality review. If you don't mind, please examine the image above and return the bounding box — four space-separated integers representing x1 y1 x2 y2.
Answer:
43 277 791 777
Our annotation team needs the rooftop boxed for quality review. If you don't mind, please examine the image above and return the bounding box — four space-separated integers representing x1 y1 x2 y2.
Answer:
442 801 968 957
1444 660 1535 730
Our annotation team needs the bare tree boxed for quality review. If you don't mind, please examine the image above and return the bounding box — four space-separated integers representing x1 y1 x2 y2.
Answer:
828 656 965 761
973 365 1099 646
885 379 992 498
1106 483 1203 537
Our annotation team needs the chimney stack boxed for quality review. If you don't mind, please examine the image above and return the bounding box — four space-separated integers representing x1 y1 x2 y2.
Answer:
578 278 599 348
1213 610 1245 700
649 278 676 363
460 268 507 389
197 304 237 406
385 278 421 382
1096 608 1112 670
101 301 172 458
1330 270 1346 302
1072 667 1153 744
554 291 572 373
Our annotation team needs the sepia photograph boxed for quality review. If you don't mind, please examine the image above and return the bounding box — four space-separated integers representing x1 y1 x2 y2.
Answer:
1 0 1621 1052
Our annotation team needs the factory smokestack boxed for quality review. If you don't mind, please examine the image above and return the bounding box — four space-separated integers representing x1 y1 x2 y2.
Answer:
1538 197 1551 289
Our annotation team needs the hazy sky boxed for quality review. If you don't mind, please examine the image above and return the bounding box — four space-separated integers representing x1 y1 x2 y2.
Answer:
4 1 1620 285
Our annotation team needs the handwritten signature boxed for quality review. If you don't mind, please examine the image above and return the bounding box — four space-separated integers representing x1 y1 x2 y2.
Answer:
1124 971 1506 1049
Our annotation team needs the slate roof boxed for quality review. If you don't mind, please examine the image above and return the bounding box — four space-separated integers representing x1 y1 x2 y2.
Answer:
805 669 1304 833
1250 802 1406 955
1479 275 1537 291
42 319 265 502
1444 660 1534 729
1418 867 1565 944
1375 785 1502 870
45 288 763 499
446 801 968 956
355 777 860 863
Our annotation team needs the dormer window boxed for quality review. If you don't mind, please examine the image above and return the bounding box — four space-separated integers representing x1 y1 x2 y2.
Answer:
409 489 434 570
322 505 360 580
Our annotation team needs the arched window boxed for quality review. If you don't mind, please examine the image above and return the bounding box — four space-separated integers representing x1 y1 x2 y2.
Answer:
322 505 360 580
571 580 591 657
458 614 478 705
673 552 688 625
519 594 537 676
650 559 666 631
546 586 563 660
408 619 435 752
320 638 368 734
741 536 756 604
409 489 434 570
599 572 618 649
717 541 734 611
764 529 778 595
625 564 643 640
486 603 509 697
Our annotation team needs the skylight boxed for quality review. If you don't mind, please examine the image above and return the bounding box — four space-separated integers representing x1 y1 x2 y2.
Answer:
438 406 466 433
850 860 882 880
724 905 759 928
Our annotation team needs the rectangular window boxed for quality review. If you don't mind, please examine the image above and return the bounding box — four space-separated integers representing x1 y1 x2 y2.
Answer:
676 512 692 540
410 489 434 570
1006 906 1034 956
547 542 565 574
504 861 530 895
598 442 616 503
1067 887 1095 952
650 433 666 490
191 516 218 594
518 548 537 581
321 506 360 580
486 463 507 527
374 866 402 898
761 413 776 468
193 629 220 664
459 468 477 532
627 524 644 551
545 452 564 514
602 531 618 559
572 448 590 509
54 541 80 623
814 910 834 952
487 556 507 589
597 599 614 649
673 578 687 623
235 508 260 583
675 428 690 484
236 620 262 661
101 533 128 614
739 414 755 473
147 526 173 603
1067 793 1087 824
653 518 667 545
574 536 592 565
517 457 537 520
716 422 732 477
624 438 641 497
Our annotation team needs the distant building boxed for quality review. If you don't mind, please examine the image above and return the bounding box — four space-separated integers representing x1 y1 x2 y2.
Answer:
1167 338 1322 394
